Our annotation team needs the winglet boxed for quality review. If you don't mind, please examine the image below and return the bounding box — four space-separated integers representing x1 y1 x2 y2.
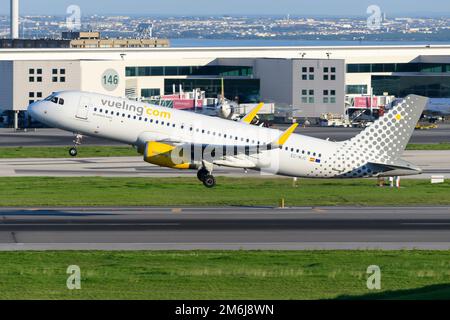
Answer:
270 123 298 148
241 102 264 124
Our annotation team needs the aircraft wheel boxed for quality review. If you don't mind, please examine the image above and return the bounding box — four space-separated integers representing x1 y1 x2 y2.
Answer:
197 168 208 182
69 147 78 157
202 175 216 188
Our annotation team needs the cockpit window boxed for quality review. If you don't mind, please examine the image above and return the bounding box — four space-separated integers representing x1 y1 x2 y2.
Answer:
44 94 55 101
44 94 64 105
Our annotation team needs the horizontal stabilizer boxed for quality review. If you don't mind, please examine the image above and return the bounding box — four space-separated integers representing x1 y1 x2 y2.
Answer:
368 159 422 177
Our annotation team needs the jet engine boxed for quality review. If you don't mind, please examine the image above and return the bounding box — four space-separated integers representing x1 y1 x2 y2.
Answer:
218 100 239 119
144 141 195 170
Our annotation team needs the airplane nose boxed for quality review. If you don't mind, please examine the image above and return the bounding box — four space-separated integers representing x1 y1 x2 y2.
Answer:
27 102 37 118
27 101 43 121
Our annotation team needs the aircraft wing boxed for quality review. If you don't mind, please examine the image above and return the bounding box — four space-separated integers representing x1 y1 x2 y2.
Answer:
138 123 298 169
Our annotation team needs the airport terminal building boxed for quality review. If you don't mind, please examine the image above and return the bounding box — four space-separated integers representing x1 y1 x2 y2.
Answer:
1 44 450 127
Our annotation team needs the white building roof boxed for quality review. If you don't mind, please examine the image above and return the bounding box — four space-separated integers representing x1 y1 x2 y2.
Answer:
0 45 449 64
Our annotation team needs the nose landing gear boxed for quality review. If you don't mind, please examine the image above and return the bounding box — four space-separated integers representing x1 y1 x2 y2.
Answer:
69 134 83 157
197 167 216 188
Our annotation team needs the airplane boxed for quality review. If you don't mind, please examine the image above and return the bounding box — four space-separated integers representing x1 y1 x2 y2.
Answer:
28 92 428 188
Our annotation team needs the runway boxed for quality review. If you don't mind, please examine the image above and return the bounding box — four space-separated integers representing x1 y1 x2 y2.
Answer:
1 150 450 179
1 206 450 250
1 125 450 147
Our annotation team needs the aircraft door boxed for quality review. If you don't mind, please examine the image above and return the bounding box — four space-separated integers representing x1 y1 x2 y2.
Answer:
76 96 91 120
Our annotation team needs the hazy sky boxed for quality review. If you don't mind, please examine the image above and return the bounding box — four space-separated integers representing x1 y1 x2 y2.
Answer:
0 0 449 16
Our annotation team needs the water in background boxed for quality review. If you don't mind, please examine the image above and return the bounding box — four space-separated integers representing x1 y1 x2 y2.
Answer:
170 39 450 47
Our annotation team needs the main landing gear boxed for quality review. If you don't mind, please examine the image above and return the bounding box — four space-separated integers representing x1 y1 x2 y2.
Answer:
69 134 83 157
197 167 216 188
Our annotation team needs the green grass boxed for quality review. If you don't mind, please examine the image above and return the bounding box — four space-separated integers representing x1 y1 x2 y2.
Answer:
0 250 449 299
406 143 450 150
0 177 449 207
0 143 449 159
0 146 136 158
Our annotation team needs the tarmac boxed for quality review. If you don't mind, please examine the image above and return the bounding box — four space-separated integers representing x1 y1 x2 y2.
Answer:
1 150 449 179
1 206 450 250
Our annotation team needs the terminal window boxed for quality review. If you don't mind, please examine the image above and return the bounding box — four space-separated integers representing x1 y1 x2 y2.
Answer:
28 68 42 82
372 75 450 98
301 67 315 81
347 63 450 73
323 90 336 103
301 89 315 103
346 85 368 94
51 69 66 82
165 79 260 103
126 65 253 77
29 92 43 99
141 88 161 98
323 67 336 81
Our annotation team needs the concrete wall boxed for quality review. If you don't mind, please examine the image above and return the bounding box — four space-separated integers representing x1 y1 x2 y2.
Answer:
292 59 345 118
254 59 293 107
3 60 81 111
79 60 125 97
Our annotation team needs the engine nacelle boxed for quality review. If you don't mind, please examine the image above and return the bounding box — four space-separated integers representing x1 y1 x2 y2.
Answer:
144 141 195 170
218 100 239 119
